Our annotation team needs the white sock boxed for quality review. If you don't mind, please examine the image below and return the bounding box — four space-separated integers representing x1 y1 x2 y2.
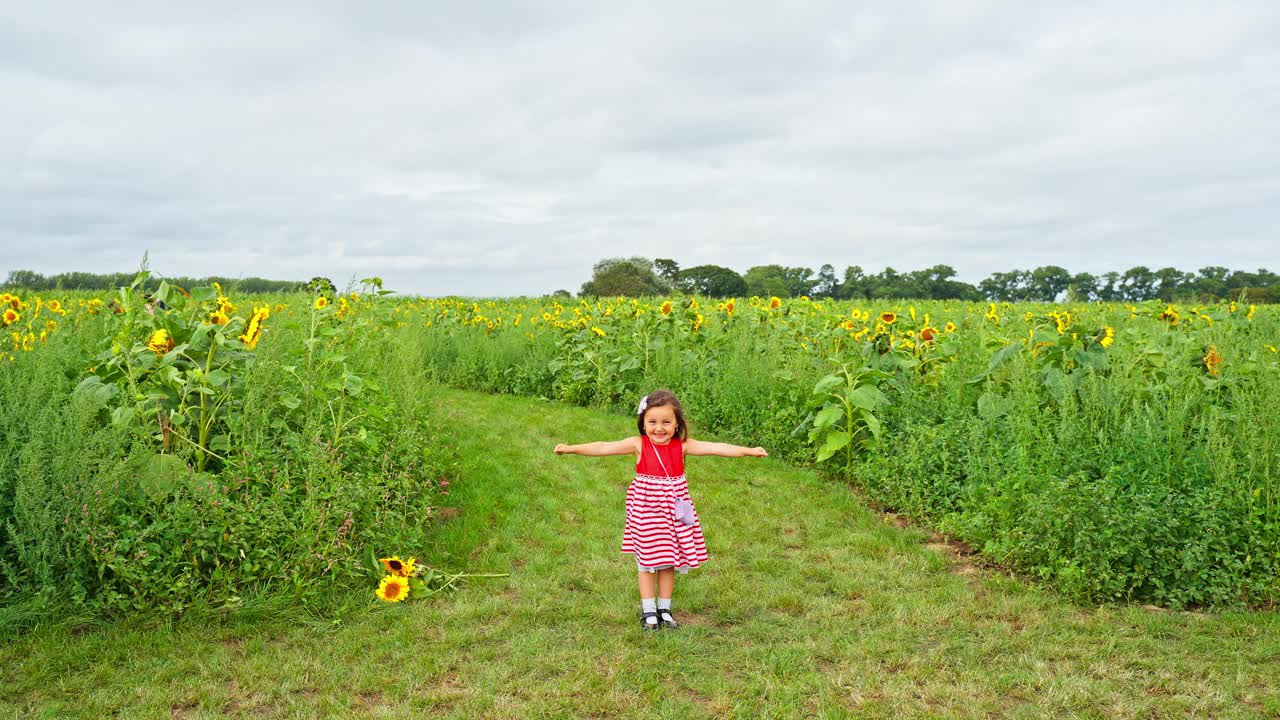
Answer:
657 598 672 611
641 598 658 625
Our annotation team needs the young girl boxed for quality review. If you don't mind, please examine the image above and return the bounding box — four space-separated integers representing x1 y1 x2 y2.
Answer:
554 389 767 631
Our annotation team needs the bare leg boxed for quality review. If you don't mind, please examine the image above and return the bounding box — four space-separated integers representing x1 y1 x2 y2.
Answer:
657 567 675 599
637 570 656 599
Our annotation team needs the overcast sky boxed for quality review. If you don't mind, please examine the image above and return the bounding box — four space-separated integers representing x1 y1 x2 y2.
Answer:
3 1 1278 296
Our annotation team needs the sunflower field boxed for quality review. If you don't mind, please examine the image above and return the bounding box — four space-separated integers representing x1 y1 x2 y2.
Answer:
0 277 452 616
2 283 1278 614
407 293 1280 609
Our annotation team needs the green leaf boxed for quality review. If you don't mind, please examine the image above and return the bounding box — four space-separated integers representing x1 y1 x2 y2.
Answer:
139 453 188 500
815 431 852 462
862 413 882 438
279 394 302 410
847 384 886 411
977 391 1011 420
812 405 843 430
344 374 365 396
812 374 843 396
207 369 231 386
987 342 1022 374
73 375 120 406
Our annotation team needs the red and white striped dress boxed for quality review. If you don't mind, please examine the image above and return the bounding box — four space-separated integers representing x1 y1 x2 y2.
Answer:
621 436 709 570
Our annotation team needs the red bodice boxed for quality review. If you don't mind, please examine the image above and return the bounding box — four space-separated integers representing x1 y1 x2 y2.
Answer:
636 436 684 477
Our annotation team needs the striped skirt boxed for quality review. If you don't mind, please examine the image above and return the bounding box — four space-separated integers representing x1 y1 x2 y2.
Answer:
621 472 709 569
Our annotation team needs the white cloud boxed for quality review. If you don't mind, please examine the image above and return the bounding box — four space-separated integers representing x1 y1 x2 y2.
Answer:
3 1 1279 295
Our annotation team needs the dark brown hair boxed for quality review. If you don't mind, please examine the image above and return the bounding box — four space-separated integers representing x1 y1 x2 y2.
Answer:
636 389 688 440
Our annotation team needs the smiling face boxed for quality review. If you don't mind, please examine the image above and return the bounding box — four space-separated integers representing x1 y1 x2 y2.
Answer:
642 405 679 445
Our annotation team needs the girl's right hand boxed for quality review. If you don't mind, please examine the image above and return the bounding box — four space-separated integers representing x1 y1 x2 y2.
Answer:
554 443 570 454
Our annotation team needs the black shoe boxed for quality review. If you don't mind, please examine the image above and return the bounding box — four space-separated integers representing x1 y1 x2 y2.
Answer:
641 611 660 631
657 609 678 629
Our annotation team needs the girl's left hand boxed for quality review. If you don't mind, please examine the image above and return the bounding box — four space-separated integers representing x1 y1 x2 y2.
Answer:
746 447 768 457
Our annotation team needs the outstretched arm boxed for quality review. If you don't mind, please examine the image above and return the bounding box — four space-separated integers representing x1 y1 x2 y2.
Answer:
685 438 768 458
554 436 641 456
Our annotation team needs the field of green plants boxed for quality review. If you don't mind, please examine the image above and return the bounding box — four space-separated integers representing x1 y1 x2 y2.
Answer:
2 280 1278 622
412 293 1280 609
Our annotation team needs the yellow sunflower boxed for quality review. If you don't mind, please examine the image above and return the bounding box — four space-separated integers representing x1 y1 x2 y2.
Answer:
944 321 957 333
768 296 782 310
1 308 17 326
660 301 673 316
919 326 938 343
376 575 410 603
380 556 407 575
146 328 175 356
1203 345 1223 376
314 296 329 310
879 311 897 325
591 326 606 338
209 310 229 325
1100 326 1116 348
238 306 270 350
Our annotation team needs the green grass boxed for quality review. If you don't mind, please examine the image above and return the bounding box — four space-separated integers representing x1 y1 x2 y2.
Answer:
3 387 1278 719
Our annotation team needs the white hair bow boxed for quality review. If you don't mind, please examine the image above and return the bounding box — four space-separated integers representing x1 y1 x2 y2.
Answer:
636 395 649 415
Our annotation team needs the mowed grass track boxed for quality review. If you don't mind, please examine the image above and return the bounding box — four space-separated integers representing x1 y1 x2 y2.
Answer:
3 387 1278 719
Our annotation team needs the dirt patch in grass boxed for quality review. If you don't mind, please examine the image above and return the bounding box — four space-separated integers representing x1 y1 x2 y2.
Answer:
356 690 383 711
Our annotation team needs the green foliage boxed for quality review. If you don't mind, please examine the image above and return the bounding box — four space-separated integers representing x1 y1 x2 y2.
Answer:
407 293 1280 608
578 257 672 297
0 281 453 619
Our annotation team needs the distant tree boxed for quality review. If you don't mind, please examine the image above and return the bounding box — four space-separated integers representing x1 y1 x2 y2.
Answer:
675 265 747 297
1027 265 1072 302
307 276 337 297
782 267 817 297
1193 266 1231 300
3 270 46 289
1120 266 1157 301
838 265 870 300
579 257 671 297
979 270 1026 301
869 267 925 299
551 289 573 299
653 258 680 283
812 264 839 298
909 264 981 300
743 265 792 298
1067 272 1099 302
1097 271 1122 301
1153 267 1194 301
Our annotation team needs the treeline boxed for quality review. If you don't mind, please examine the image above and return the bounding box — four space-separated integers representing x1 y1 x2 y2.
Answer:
2 269 309 294
580 258 1280 303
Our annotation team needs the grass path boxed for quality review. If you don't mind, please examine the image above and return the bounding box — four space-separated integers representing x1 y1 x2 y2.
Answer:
3 388 1279 719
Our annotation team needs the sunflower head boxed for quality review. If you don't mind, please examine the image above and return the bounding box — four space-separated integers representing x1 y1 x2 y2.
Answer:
660 301 672 316
1 308 17 326
920 326 938 343
944 321 957 333
1100 326 1116 348
146 328 175 356
879 311 896 325
768 296 782 310
380 556 405 575
376 575 410 603
1203 345 1223 377
314 296 329 310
